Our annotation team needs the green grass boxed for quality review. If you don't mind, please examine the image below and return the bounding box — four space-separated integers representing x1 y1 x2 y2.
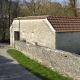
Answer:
7 49 72 80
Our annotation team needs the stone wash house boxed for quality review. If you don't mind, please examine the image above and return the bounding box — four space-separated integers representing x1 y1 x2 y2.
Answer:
10 16 80 53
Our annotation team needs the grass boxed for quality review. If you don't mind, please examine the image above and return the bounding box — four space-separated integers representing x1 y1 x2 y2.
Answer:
7 49 72 80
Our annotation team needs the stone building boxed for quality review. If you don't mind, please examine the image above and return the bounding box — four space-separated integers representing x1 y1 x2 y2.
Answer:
10 16 80 53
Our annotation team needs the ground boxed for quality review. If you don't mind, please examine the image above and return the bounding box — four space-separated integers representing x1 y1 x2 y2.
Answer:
0 43 41 80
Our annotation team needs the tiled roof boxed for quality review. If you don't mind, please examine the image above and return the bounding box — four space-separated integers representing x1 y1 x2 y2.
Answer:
47 16 80 32
15 16 47 20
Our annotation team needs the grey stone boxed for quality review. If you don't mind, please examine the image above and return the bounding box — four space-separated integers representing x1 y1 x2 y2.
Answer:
15 41 80 80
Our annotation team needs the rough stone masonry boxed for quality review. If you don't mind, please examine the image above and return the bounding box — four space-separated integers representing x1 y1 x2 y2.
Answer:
14 41 80 80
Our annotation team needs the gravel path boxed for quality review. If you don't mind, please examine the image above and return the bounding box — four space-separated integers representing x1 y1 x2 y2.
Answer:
0 43 42 80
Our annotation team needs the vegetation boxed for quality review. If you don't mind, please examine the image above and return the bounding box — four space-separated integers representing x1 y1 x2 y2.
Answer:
7 49 72 80
0 0 80 42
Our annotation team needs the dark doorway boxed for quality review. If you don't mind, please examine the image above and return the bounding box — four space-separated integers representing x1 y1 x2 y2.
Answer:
14 31 20 40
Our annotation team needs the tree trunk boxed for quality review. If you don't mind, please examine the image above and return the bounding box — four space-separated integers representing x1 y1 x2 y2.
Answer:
69 0 77 17
1 21 5 42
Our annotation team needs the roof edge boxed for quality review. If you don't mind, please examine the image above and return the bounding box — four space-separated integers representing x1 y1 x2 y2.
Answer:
14 15 49 20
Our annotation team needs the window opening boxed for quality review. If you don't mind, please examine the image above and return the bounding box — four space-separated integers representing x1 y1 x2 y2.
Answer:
14 31 20 40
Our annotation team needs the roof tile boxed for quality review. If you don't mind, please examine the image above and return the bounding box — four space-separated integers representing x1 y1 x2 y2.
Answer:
47 16 80 32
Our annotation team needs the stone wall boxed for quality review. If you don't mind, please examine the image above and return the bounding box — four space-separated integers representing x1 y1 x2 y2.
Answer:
14 41 80 80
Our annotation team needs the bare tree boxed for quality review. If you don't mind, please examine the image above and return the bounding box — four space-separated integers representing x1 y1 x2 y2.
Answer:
0 0 20 42
69 0 77 17
0 0 8 42
24 0 52 16
24 0 37 15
